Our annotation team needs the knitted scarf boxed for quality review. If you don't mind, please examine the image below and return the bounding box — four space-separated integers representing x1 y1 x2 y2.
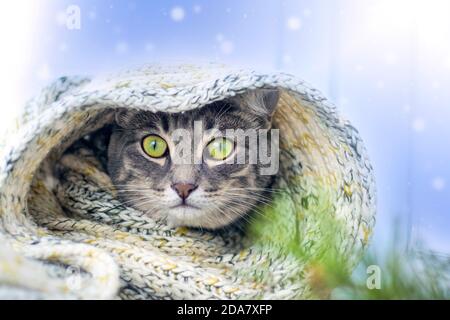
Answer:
0 64 376 299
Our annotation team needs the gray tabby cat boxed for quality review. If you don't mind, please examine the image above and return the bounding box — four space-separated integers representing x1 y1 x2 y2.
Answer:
107 89 279 229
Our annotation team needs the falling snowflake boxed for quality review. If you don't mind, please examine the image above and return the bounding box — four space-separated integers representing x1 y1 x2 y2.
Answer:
88 11 97 20
444 57 450 70
303 9 312 17
384 53 398 65
58 42 69 52
286 16 302 30
115 41 129 55
431 177 446 191
375 80 385 89
145 43 155 52
215 33 224 42
37 64 51 81
282 54 292 64
412 118 426 132
193 5 202 14
355 64 364 72
170 6 185 22
215 34 233 55
220 41 234 55
431 81 441 89
56 11 67 26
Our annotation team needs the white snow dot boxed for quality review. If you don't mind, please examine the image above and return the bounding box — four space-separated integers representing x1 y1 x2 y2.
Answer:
431 80 441 89
385 53 398 65
431 177 446 191
88 11 97 20
56 11 67 26
376 80 385 89
170 6 185 22
115 42 129 55
215 34 233 54
283 54 292 64
58 42 68 52
287 17 302 30
444 57 450 69
37 64 51 81
145 43 155 52
215 33 225 42
402 104 411 113
339 97 349 106
412 118 426 132
193 5 202 14
220 40 234 55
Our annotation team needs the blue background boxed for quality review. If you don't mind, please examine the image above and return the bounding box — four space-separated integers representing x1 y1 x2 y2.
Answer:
16 0 450 254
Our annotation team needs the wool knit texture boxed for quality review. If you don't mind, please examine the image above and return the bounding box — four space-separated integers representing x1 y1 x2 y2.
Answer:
0 64 376 299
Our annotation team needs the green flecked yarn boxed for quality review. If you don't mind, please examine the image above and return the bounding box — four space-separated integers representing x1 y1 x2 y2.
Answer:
242 184 351 298
0 64 376 299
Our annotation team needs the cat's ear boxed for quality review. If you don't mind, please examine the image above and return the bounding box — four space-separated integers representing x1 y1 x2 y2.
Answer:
114 109 139 128
259 89 280 118
233 89 280 119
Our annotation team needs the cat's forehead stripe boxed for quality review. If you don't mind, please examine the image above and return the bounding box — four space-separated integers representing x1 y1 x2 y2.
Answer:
160 113 169 132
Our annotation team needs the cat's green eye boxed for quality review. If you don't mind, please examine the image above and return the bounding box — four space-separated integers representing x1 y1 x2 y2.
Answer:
206 138 234 161
142 135 168 158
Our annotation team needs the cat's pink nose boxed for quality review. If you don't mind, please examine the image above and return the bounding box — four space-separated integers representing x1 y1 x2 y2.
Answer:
171 183 198 200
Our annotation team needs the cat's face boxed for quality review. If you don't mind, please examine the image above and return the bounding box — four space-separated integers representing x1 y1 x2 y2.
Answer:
107 90 279 229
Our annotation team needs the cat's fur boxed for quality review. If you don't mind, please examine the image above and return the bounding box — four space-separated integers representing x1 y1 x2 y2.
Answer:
107 89 279 229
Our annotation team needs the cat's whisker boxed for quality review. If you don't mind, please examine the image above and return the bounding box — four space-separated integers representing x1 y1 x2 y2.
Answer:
227 190 284 204
227 186 285 192
115 189 161 193
106 195 156 212
113 185 166 192
131 199 162 213
227 187 286 194
112 183 156 187
214 198 256 221
224 197 274 211
224 203 269 222
223 192 275 208
225 199 266 214
225 191 274 201
112 184 158 189
229 204 261 226
211 188 276 199
227 190 284 200
206 200 241 228
215 201 253 226
223 199 273 221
